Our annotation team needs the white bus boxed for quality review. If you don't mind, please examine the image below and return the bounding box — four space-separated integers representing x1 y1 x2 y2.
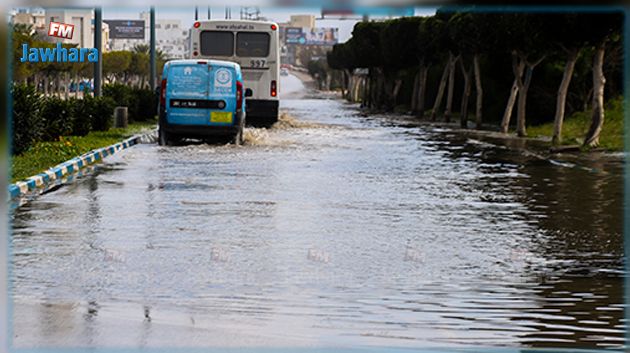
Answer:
189 20 280 127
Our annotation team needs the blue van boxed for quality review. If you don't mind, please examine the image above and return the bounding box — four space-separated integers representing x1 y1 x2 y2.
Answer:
158 59 251 145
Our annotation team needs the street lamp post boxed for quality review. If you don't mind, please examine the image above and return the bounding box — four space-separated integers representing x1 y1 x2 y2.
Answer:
150 7 156 90
94 7 102 97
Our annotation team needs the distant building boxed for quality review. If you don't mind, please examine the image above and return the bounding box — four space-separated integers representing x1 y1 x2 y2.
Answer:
11 8 109 52
288 15 315 29
108 11 187 59
45 8 94 48
11 8 46 30
92 22 110 53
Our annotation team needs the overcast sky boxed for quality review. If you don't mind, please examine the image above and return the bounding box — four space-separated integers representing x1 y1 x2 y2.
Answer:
102 6 436 43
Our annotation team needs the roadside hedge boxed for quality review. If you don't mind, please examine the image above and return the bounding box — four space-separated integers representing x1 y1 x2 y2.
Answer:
103 84 157 122
11 84 117 155
12 85 43 155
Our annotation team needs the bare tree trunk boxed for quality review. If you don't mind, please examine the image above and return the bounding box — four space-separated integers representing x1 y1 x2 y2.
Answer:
376 68 386 109
344 69 351 99
64 72 69 100
350 76 355 101
459 59 472 129
73 73 78 98
552 48 579 145
516 55 544 137
431 54 452 121
584 42 606 147
417 65 429 118
365 70 373 108
357 76 364 102
473 54 483 129
516 65 532 137
583 87 593 112
34 73 40 93
444 54 459 122
392 79 402 108
501 54 524 134
411 71 420 112
347 70 354 99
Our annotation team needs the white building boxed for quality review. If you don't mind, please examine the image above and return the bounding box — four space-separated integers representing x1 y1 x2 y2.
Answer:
45 8 94 48
11 8 109 52
11 8 46 30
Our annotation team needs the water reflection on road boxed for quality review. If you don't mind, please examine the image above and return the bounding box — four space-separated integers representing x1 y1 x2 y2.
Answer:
10 74 625 349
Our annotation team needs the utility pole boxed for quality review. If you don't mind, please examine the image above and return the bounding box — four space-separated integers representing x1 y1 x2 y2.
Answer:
195 6 198 21
149 6 156 89
94 7 102 97
208 6 211 19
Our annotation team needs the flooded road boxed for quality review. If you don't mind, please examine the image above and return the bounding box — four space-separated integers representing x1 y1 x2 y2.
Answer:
10 74 626 349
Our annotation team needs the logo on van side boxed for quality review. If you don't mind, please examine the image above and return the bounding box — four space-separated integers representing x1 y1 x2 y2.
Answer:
215 69 232 89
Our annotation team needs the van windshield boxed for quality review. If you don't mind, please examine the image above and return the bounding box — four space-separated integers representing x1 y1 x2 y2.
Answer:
236 32 270 57
200 31 234 56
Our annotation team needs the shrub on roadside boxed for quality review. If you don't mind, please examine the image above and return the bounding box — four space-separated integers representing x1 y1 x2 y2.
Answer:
71 96 93 136
12 84 137 155
91 96 116 131
103 83 133 109
40 96 73 141
103 84 157 122
11 84 43 155
132 88 158 121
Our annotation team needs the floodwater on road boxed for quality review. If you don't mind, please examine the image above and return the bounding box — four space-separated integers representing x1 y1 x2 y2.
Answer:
10 74 626 349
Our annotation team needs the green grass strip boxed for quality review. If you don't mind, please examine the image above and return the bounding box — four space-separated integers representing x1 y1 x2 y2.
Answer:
528 96 623 152
11 122 155 183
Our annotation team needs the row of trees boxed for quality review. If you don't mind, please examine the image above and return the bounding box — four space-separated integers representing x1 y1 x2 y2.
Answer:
13 24 167 96
327 11 622 147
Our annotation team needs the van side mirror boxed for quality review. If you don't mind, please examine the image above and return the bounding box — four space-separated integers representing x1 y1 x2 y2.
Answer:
245 88 253 97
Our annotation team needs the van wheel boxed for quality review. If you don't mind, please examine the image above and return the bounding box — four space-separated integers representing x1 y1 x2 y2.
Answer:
233 115 245 145
158 128 169 146
232 128 243 145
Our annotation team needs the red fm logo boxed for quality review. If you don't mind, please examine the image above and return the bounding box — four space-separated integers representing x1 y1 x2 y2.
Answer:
48 22 74 39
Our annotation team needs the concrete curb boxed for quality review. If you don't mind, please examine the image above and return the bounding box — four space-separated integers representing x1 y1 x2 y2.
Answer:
8 130 156 200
